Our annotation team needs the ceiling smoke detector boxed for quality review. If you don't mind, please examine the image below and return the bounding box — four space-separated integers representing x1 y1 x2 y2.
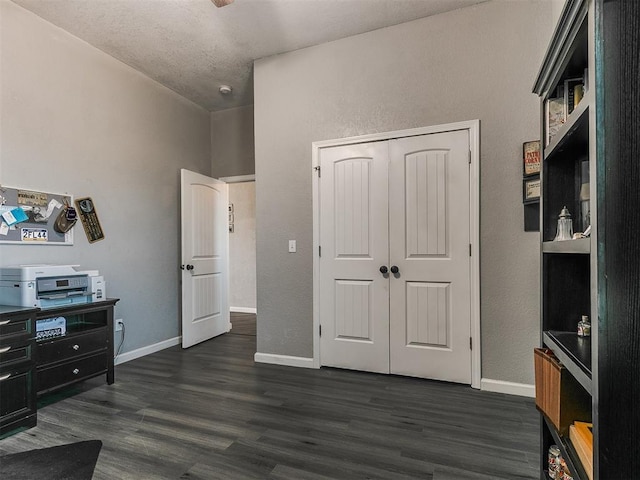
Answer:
219 85 232 95
211 0 234 7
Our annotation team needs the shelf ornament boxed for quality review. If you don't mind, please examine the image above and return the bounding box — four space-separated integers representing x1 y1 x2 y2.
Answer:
554 206 573 241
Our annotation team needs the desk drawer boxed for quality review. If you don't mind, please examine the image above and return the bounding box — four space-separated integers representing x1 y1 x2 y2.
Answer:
0 314 32 344
0 342 33 370
37 352 107 394
0 364 36 426
37 329 106 365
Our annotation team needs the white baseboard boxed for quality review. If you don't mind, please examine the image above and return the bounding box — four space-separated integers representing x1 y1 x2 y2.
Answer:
230 307 257 314
254 352 316 369
481 378 535 398
114 336 181 366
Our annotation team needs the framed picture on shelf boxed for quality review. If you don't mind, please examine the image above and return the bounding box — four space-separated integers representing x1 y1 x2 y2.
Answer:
523 140 541 176
523 175 540 204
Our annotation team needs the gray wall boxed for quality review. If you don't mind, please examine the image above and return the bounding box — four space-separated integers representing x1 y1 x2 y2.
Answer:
254 0 554 384
229 181 256 310
551 0 565 24
0 2 211 354
211 105 255 178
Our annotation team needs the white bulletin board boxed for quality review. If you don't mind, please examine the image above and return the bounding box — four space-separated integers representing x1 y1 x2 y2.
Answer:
0 186 74 245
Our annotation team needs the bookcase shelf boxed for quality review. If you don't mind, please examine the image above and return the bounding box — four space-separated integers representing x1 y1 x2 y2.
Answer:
544 90 591 161
534 0 640 477
542 238 590 254
543 331 591 393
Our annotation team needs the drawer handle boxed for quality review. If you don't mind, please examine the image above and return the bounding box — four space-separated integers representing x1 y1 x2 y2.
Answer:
0 373 11 382
0 320 10 326
73 368 80 375
72 344 80 351
0 346 11 353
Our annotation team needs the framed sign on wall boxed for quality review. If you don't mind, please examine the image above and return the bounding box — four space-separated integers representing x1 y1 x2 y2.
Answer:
523 140 541 176
75 197 105 243
523 175 541 204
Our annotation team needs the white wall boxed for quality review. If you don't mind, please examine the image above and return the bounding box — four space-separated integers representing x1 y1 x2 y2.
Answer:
254 0 555 384
229 181 256 311
0 2 211 353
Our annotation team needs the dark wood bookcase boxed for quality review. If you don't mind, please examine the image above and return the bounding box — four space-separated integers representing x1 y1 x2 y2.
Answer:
533 0 640 478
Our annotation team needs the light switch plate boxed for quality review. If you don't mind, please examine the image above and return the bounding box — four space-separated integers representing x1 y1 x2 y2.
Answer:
288 240 296 253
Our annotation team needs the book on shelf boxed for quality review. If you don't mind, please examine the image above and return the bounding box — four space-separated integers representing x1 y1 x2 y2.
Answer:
573 421 593 451
570 421 593 480
546 96 566 145
564 77 584 115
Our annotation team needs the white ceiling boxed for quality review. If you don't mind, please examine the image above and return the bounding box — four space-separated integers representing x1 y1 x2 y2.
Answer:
13 0 487 112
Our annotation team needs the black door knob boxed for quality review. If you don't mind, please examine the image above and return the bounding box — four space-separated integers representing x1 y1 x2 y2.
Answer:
390 265 399 274
379 266 388 274
186 264 194 271
180 265 185 270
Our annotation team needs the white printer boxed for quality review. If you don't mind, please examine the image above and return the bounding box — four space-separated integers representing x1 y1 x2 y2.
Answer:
0 264 106 309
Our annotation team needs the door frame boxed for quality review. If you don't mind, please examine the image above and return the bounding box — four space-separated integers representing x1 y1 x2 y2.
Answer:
311 120 481 389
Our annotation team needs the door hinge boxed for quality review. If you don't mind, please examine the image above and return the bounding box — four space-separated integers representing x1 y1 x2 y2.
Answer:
314 166 321 177
319 325 322 337
469 150 472 164
469 244 472 256
319 245 322 257
470 337 473 350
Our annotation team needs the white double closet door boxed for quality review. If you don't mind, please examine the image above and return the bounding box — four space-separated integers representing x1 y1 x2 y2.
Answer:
319 130 471 384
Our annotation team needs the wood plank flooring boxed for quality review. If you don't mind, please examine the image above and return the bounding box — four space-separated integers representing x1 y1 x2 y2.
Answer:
0 314 540 479
229 312 257 337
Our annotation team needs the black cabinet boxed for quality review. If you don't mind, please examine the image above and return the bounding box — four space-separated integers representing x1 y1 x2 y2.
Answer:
0 299 118 437
35 299 118 395
0 306 37 436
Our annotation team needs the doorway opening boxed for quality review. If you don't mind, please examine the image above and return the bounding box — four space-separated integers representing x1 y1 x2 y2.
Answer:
221 175 257 339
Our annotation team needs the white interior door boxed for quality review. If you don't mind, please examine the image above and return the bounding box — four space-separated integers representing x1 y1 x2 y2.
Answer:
317 129 472 384
181 169 230 349
319 142 390 373
389 131 471 383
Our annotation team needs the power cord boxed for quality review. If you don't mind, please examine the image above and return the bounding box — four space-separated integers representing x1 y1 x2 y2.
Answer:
115 321 125 359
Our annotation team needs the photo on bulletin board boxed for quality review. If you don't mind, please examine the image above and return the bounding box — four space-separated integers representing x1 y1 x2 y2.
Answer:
0 186 74 245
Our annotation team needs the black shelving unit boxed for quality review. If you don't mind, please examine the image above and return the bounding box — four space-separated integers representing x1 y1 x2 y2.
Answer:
534 0 640 478
534 1 593 478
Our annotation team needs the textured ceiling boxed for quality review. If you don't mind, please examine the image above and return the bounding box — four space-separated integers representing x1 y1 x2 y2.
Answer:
12 0 487 112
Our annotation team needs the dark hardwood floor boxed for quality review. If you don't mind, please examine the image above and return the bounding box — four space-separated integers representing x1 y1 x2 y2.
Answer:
229 312 257 337
0 314 539 479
